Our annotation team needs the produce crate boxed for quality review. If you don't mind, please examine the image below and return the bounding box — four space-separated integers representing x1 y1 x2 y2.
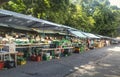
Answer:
17 56 26 65
42 53 50 61
17 60 26 65
74 47 80 53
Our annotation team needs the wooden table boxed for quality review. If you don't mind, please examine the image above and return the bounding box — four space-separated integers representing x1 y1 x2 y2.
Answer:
41 47 74 58
16 43 50 48
16 43 50 56
41 47 73 51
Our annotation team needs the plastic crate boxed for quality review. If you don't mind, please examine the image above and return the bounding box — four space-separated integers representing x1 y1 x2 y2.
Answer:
17 60 26 65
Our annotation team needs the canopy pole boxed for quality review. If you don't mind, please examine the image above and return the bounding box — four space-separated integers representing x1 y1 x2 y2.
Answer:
41 22 45 38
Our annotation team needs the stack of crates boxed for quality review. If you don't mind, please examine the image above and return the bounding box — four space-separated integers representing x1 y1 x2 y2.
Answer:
50 41 61 58
42 52 50 61
52 41 61 47
17 57 26 65
17 52 26 65
80 44 85 53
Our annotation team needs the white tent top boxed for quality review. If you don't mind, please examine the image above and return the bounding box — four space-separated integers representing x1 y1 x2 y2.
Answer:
0 9 78 32
82 32 100 39
69 30 87 38
0 9 64 29
0 9 109 39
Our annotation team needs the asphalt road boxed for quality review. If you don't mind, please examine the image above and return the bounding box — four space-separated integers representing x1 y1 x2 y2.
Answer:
0 44 120 77
66 44 120 77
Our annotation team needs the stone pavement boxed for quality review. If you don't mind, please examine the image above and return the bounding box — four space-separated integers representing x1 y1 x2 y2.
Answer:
0 44 120 77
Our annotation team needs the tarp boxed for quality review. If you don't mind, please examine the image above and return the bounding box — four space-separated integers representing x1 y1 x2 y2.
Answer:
82 32 100 39
0 9 106 39
69 30 87 38
0 9 63 30
95 34 104 38
0 9 78 32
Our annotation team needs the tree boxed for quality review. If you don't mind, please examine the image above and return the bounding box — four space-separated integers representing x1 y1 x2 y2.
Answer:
77 0 120 37
1 0 70 24
65 4 95 32
0 0 9 5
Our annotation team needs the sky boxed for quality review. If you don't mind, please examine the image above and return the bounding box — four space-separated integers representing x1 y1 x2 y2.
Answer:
109 0 120 8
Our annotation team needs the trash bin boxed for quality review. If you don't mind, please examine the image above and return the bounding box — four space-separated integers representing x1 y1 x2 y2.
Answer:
0 61 4 70
4 60 15 69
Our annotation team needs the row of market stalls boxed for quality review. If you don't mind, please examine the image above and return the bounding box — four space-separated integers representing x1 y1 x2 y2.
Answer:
0 9 114 69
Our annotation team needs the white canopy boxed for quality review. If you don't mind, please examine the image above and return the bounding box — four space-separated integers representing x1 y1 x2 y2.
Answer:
69 30 87 38
82 32 100 39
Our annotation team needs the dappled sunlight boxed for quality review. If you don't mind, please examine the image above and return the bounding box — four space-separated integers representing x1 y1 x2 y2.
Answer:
78 64 98 76
108 46 120 52
80 64 95 70
74 66 79 70
97 63 112 67
72 64 99 77
67 61 120 77
104 74 120 77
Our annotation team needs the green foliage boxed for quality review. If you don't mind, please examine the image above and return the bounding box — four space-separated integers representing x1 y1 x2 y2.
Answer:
0 0 9 5
79 0 120 37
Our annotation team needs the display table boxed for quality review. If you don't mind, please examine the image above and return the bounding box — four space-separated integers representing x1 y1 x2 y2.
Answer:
41 47 73 51
16 43 50 48
41 47 73 53
16 43 50 57
41 47 73 58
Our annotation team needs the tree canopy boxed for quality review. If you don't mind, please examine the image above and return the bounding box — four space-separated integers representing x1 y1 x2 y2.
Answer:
0 0 120 37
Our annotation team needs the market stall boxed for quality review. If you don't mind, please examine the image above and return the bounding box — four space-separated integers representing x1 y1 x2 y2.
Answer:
0 9 113 70
81 32 100 49
68 30 87 53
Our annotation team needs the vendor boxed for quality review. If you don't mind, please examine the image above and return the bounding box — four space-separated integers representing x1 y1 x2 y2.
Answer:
86 38 90 49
